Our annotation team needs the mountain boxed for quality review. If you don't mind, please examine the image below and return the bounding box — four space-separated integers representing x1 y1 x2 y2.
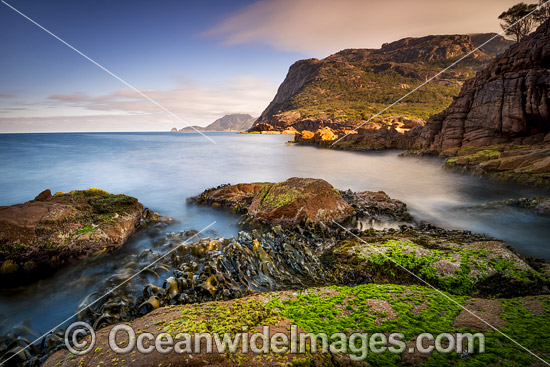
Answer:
204 113 256 132
293 22 549 184
468 33 514 57
172 114 256 132
249 33 512 133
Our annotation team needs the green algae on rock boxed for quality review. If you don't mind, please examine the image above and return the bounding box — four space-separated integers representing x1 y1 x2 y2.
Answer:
0 188 170 285
330 225 550 297
191 178 412 226
44 284 550 367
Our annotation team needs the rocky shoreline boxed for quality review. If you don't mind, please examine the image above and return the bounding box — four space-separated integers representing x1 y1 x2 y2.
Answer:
291 135 550 187
255 20 550 187
4 178 543 367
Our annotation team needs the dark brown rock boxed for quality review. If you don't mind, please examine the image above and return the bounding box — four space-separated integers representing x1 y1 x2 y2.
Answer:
34 189 51 201
416 20 550 150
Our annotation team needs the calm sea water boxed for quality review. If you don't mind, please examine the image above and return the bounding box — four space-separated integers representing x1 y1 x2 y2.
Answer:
0 132 549 336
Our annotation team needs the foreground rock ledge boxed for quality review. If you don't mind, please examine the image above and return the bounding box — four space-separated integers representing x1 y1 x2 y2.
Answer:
0 188 168 283
45 284 550 367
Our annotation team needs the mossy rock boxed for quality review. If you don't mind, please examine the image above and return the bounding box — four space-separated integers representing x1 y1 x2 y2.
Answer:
333 229 549 297
44 284 550 367
0 188 144 286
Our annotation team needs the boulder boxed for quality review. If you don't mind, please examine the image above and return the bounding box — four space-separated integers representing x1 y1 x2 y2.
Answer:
193 178 355 225
0 189 156 284
192 183 268 212
247 178 354 225
332 225 550 297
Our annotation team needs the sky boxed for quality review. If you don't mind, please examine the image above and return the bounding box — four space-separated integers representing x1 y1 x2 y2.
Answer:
0 0 529 132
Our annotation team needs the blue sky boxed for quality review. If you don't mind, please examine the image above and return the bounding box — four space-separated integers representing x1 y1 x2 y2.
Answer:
0 0 524 132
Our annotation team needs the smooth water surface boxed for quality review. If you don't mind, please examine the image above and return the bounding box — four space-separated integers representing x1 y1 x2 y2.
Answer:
0 132 548 336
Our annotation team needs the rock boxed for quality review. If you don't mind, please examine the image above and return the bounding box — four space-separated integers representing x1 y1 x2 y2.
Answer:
34 189 51 201
45 283 550 367
339 189 411 222
0 189 152 285
505 196 550 217
332 224 550 297
442 146 550 186
452 299 506 332
191 183 268 212
142 208 174 224
247 178 354 225
193 178 355 225
417 20 550 150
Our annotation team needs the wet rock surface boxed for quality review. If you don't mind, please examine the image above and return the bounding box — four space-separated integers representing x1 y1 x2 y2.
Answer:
193 178 355 225
45 284 550 367
0 189 171 286
333 224 550 297
3 179 547 366
460 195 550 217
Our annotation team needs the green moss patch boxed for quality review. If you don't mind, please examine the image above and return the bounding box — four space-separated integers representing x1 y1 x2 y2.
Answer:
266 284 468 365
340 238 547 296
265 284 550 366
55 188 138 215
159 299 282 336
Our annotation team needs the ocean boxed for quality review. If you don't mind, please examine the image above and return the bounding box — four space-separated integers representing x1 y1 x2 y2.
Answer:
0 132 549 336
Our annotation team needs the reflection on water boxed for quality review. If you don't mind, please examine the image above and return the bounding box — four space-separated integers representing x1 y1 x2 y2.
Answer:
0 132 548 337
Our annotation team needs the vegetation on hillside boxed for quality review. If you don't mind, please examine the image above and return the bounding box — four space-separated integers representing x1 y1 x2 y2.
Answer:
287 55 486 122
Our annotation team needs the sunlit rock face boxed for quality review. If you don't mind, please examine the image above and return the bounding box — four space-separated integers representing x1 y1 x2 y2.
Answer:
417 20 550 150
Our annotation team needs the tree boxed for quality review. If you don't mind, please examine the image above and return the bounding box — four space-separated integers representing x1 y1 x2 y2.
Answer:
535 0 550 23
499 2 538 42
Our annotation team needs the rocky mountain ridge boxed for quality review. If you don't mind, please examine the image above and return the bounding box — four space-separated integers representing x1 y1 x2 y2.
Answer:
293 20 550 185
171 113 256 133
249 33 512 134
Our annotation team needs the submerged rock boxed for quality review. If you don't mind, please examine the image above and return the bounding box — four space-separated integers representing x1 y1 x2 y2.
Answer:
461 196 550 217
0 188 169 285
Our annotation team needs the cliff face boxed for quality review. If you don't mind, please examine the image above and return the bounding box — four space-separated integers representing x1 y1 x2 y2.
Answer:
417 20 550 150
253 59 323 132
250 34 511 133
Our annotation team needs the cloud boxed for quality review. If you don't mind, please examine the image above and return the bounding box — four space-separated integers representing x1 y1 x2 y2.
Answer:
49 92 91 103
46 76 275 122
0 76 276 132
206 0 521 55
0 114 176 133
0 93 14 98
